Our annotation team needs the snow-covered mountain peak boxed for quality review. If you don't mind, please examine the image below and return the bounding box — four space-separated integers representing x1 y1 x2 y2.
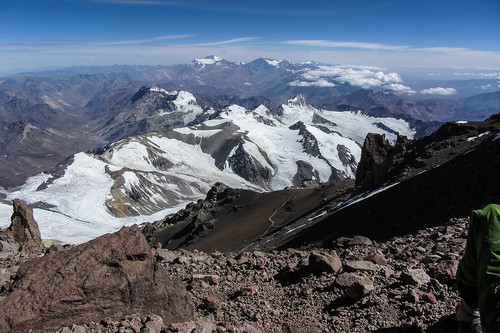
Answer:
287 94 310 109
149 86 176 95
264 58 282 67
190 55 225 70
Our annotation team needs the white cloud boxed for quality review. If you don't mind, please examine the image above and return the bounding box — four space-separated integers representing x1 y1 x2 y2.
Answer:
454 72 500 78
479 73 500 78
385 83 416 94
453 72 477 76
195 37 257 46
288 65 414 92
102 34 195 45
284 40 409 51
481 84 492 90
420 87 457 95
418 47 470 53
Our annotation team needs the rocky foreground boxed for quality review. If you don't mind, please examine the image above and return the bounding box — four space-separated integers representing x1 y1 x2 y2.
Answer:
150 219 465 333
1 199 467 332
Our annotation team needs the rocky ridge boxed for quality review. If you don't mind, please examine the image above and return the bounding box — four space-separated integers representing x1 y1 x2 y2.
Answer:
355 114 500 191
0 198 469 332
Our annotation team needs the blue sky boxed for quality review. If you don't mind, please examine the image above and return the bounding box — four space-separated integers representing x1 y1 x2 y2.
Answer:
1 0 499 75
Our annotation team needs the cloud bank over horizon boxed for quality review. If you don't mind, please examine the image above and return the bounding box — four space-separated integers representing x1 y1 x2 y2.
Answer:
289 65 414 93
420 87 458 95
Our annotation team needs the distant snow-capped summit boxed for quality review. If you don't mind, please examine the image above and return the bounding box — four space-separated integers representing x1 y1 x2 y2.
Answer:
190 55 227 70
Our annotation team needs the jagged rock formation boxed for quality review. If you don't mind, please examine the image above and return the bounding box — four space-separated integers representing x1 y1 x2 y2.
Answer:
355 133 411 190
8 198 45 255
0 199 45 256
227 141 272 185
355 133 393 190
356 114 500 192
0 225 194 332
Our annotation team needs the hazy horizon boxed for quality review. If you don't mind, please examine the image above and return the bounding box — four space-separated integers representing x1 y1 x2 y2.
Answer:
1 0 499 76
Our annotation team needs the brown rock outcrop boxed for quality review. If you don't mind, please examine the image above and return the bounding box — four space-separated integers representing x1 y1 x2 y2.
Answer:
0 225 194 332
6 198 44 256
355 134 411 191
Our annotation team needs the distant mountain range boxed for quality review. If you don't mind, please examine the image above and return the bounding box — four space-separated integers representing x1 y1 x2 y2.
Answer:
1 56 500 245
1 56 499 188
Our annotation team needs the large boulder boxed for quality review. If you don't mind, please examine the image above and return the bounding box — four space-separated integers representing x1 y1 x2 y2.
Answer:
308 250 342 274
4 198 45 256
0 225 195 332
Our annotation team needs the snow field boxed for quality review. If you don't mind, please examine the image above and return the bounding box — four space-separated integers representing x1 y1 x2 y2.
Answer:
318 110 415 145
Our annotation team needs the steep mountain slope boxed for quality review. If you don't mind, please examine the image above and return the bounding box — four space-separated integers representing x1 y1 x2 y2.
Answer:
92 86 209 142
0 94 106 187
143 114 500 253
0 73 139 187
0 198 466 333
267 115 500 250
0 94 415 244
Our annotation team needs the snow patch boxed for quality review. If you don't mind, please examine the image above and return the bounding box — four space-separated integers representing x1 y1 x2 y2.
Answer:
0 201 12 229
150 86 176 95
122 171 140 191
467 131 491 142
203 118 230 126
265 59 281 67
174 127 222 137
195 56 222 65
